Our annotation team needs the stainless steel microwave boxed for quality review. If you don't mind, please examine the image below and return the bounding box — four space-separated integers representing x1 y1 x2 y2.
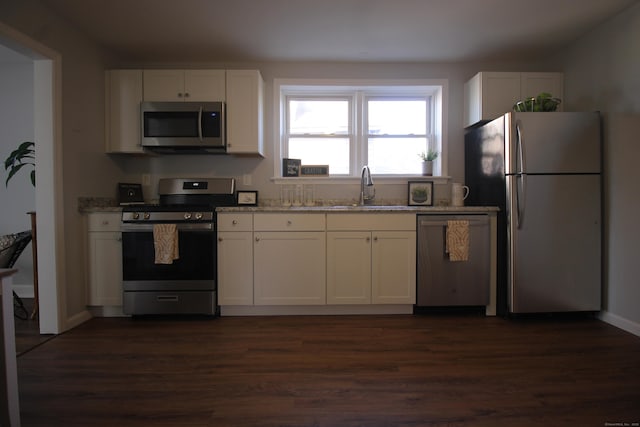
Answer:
141 101 226 154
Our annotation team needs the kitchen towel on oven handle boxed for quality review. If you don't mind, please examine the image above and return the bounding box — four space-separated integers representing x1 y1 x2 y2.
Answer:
445 220 469 262
153 224 179 264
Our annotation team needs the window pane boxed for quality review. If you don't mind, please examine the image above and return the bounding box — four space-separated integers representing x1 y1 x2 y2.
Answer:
368 137 427 174
289 100 349 135
368 100 426 135
288 137 350 174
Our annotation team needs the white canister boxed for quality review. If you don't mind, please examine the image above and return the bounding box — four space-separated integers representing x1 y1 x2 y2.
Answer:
451 183 470 207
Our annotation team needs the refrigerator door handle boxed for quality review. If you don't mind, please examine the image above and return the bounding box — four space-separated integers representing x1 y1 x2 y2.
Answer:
516 174 527 229
516 121 526 175
515 121 526 228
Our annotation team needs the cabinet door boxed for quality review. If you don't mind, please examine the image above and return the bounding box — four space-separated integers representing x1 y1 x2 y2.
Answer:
184 70 226 101
217 231 253 305
143 70 185 101
88 231 122 306
326 232 371 304
254 231 325 305
480 72 521 124
226 70 264 155
520 73 564 110
105 70 144 153
371 231 416 304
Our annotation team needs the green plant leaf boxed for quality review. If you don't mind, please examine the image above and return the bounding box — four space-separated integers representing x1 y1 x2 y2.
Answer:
4 141 35 187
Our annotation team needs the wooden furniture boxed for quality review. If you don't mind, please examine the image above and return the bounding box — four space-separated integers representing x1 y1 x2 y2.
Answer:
27 211 38 320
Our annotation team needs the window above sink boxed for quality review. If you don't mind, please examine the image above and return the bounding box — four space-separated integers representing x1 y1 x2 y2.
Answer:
275 78 448 179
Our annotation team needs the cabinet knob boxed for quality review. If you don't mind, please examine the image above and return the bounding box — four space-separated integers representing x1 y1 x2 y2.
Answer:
255 237 260 242
287 220 292 226
102 220 109 225
366 236 371 242
373 236 378 242
184 92 190 98
218 237 223 242
232 220 238 225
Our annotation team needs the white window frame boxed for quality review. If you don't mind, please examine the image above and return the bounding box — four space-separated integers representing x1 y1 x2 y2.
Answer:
273 78 448 184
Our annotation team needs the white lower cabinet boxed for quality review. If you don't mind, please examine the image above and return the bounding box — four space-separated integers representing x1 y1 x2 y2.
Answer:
370 231 416 304
327 228 416 305
254 231 326 305
87 213 122 306
253 213 326 305
218 212 416 313
327 232 371 304
217 213 254 305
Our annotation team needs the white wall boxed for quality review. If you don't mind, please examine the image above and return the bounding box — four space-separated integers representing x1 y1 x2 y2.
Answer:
0 52 35 289
559 2 640 333
1 0 124 329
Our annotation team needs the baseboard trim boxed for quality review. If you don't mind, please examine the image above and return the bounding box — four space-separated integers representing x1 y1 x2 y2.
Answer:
220 304 414 316
598 310 640 337
64 309 93 332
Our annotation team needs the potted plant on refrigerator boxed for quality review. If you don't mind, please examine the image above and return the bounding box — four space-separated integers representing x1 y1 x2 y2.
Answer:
418 149 439 176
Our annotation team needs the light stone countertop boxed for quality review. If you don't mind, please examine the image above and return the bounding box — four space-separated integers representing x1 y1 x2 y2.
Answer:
217 205 499 213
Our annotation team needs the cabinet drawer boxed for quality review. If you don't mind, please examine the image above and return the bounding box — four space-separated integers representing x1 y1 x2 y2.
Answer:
253 213 325 231
327 213 415 231
87 212 122 232
218 213 253 232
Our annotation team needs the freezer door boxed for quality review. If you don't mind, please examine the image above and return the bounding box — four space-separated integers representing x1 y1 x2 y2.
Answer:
508 174 601 313
509 112 601 175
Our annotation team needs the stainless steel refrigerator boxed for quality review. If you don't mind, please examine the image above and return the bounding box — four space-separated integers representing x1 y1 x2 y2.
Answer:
465 112 602 314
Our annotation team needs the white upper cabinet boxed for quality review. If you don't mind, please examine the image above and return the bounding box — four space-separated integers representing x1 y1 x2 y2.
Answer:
105 69 145 154
143 69 226 102
464 71 564 128
226 70 265 156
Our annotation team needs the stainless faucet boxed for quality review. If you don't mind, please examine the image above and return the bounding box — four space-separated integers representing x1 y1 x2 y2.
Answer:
359 165 376 205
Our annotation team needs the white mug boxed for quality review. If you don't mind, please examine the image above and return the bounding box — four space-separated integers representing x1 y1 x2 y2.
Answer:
451 183 470 207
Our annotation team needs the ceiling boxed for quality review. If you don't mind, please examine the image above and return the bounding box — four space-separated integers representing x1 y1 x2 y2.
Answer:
7 0 640 63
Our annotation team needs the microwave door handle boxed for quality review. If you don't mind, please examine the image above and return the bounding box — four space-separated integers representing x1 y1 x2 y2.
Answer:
198 106 203 141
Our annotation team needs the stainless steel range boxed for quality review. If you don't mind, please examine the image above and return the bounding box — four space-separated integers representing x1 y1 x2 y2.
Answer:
121 177 236 315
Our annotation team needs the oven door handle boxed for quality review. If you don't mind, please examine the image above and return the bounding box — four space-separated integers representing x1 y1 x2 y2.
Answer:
121 223 214 232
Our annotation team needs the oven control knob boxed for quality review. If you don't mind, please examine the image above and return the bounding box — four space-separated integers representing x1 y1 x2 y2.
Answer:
184 212 192 220
194 212 203 220
143 212 151 220
132 212 140 220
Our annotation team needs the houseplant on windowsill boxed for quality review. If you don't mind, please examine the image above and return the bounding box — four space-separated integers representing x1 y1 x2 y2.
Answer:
4 141 35 187
418 149 439 176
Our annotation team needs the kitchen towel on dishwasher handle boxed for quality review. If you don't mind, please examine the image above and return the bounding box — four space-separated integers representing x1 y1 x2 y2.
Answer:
446 220 469 262
153 224 179 264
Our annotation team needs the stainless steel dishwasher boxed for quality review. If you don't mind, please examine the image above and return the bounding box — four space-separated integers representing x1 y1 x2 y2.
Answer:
416 214 490 307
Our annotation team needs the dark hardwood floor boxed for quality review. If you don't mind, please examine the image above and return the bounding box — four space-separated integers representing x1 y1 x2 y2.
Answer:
14 298 55 356
16 314 640 427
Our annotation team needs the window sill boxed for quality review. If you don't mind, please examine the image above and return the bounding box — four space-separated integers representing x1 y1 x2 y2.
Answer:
271 176 451 185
